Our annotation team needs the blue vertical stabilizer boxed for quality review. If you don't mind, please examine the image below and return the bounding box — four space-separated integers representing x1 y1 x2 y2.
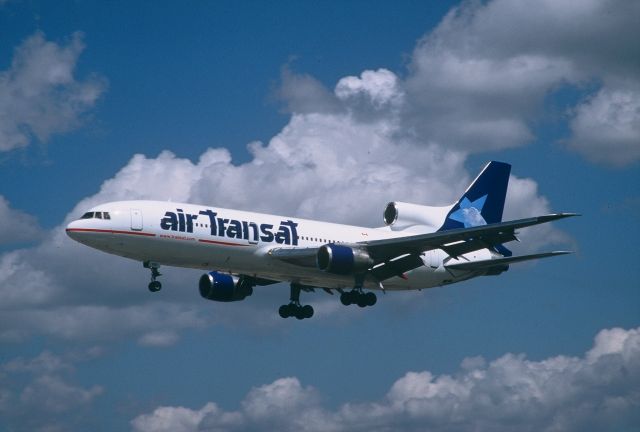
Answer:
439 161 512 235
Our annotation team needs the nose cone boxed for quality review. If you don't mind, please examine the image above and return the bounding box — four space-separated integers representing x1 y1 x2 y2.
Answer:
65 219 112 251
65 220 85 242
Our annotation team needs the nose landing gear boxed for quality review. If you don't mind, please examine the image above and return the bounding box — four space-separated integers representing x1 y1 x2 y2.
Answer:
143 261 162 292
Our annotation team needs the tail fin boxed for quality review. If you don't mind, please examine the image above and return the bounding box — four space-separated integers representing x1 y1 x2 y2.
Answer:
439 161 511 232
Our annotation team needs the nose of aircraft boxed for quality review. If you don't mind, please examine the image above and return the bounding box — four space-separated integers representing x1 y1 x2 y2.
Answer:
65 219 86 242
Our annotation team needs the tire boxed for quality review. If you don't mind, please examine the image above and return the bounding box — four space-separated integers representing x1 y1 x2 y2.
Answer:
340 292 351 306
279 305 290 318
365 292 377 306
148 281 161 292
302 305 314 319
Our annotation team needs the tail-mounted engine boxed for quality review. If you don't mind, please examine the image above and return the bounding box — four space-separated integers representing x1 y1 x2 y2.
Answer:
383 201 450 231
199 271 254 302
316 244 373 275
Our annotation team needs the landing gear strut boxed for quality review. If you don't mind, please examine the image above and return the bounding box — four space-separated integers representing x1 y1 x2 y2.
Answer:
340 289 377 307
279 283 314 320
143 261 162 292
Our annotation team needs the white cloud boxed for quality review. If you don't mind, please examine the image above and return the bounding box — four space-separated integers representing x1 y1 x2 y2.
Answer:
138 330 180 347
20 374 103 413
567 85 640 166
133 403 242 432
273 1 640 165
0 31 106 152
0 350 104 431
503 175 573 253
335 69 405 117
400 0 640 162
277 66 342 114
131 326 640 432
3 350 72 375
0 195 43 244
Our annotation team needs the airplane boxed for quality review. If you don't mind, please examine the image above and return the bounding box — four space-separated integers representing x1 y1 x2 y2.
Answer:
65 161 577 320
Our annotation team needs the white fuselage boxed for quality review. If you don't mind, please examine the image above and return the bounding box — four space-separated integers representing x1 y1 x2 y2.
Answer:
66 200 490 291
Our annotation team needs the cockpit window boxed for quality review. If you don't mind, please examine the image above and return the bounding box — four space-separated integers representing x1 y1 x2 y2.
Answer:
79 211 111 220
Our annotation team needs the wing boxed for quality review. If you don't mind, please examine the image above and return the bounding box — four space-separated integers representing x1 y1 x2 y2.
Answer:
362 213 576 259
269 213 578 281
365 213 576 280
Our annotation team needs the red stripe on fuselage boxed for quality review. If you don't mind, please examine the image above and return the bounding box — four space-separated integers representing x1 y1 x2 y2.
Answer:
65 228 156 237
198 239 251 247
66 228 251 246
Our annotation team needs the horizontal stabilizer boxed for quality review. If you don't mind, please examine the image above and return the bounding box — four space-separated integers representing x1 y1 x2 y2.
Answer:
445 251 572 271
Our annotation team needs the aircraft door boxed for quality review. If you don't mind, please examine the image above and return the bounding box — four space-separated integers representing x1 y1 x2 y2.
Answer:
130 209 143 231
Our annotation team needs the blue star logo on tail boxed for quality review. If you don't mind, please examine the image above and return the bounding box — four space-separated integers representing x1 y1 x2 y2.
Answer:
448 195 488 227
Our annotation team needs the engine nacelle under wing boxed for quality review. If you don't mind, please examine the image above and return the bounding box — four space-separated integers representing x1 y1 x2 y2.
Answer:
199 271 253 302
316 244 373 275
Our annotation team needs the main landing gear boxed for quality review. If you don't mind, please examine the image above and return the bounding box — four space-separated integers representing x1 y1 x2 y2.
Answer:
339 274 377 308
340 289 377 307
279 283 314 320
143 261 162 292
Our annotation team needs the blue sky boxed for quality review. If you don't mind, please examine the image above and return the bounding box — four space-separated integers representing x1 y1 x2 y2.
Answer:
1 1 639 431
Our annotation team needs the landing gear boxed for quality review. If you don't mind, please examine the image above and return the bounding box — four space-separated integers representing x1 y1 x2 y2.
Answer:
143 261 162 292
340 289 377 307
279 283 314 320
148 280 162 292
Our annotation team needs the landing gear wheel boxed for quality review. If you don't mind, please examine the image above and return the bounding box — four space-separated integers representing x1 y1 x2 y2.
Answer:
341 290 377 308
357 295 368 307
340 292 352 306
144 261 163 293
302 305 314 319
279 283 314 320
279 304 290 318
365 292 377 306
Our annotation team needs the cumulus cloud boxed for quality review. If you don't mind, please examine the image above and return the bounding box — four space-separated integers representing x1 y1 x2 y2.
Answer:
131 326 640 432
273 1 639 165
567 84 640 166
0 350 104 431
0 195 43 244
0 31 106 152
277 66 342 114
400 0 640 163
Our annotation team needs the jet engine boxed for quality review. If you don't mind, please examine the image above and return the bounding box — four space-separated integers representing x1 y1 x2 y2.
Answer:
199 271 253 302
316 244 373 274
383 201 450 232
